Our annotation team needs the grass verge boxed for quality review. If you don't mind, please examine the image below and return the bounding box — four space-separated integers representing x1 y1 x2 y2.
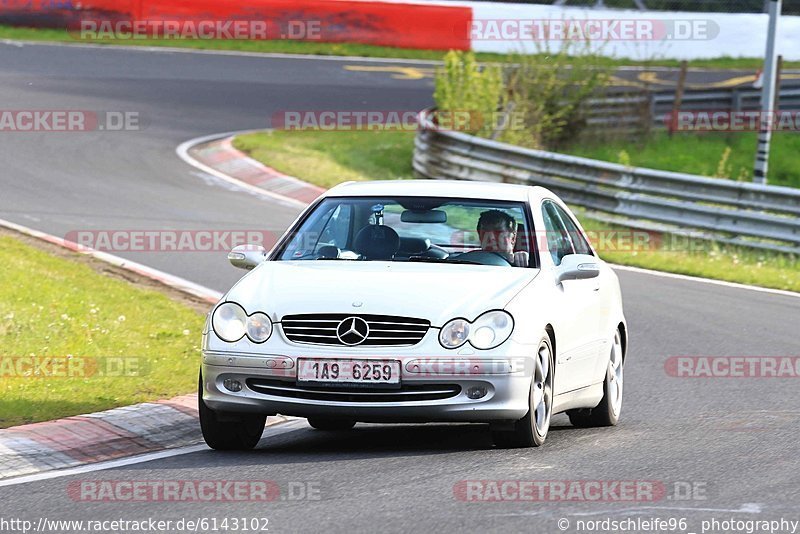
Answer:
233 129 799 292
0 232 205 428
233 130 416 188
566 131 800 189
2 25 799 69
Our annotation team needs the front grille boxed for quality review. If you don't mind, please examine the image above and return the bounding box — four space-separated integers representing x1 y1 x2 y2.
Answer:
247 378 461 402
280 314 430 347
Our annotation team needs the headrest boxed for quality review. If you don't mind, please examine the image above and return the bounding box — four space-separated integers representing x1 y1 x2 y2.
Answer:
353 225 400 260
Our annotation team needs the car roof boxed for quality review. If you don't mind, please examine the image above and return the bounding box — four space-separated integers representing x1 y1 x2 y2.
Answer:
324 179 550 203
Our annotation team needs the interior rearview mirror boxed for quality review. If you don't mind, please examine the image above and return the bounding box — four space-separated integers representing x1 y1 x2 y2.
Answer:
555 254 600 284
228 244 267 270
400 209 447 224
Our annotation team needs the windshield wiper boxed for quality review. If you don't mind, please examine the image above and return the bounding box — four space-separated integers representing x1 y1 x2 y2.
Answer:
407 256 481 265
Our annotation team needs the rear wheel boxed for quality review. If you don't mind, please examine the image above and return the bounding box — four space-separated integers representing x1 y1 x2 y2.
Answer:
568 329 624 428
492 335 554 448
307 417 356 431
198 373 266 450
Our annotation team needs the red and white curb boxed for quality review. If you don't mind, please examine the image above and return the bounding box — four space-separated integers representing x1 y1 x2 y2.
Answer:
0 395 199 480
0 218 292 482
0 395 288 481
176 131 324 209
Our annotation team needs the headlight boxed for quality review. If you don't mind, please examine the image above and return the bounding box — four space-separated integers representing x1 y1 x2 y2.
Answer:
212 304 274 343
439 311 514 350
212 302 248 342
470 311 514 349
439 319 470 349
246 312 272 343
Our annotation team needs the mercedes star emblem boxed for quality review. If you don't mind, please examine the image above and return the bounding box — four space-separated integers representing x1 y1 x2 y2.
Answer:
336 316 370 346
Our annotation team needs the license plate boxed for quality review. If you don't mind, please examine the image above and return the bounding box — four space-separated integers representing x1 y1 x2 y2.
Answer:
297 358 401 386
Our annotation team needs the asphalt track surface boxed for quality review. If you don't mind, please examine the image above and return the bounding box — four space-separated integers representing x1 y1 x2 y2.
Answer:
1 42 799 533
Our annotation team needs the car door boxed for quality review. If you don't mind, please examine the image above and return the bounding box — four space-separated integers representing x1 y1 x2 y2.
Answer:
550 202 613 386
541 200 601 392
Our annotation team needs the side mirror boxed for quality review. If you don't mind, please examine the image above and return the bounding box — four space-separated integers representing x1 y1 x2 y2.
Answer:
555 254 600 284
228 244 266 270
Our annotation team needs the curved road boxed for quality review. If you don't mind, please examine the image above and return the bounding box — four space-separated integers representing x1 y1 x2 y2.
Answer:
1 42 799 533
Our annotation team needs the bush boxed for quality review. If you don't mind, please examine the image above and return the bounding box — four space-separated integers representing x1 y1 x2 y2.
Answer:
501 41 612 149
434 46 612 150
433 51 506 139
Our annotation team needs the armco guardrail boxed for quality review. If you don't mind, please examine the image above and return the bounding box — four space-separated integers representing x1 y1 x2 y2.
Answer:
585 86 800 132
413 112 800 254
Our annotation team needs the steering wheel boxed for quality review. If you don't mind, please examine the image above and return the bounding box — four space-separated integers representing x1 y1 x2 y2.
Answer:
454 250 513 266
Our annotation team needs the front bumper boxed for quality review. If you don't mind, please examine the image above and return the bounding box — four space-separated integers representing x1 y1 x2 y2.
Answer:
201 332 536 423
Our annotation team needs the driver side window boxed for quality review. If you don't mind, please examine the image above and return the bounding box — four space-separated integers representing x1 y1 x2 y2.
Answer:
541 201 574 266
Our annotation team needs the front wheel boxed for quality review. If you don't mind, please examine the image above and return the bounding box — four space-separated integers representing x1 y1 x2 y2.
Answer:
568 329 624 428
492 335 554 448
198 373 266 450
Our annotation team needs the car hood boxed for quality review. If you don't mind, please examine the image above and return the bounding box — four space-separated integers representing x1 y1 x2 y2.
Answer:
225 261 539 327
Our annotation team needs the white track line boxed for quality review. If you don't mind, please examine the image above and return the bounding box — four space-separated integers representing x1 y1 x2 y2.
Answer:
175 131 309 209
0 420 307 487
0 217 222 303
610 263 800 299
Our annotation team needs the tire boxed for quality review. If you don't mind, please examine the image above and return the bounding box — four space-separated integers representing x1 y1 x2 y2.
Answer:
307 417 356 431
567 328 624 428
198 373 266 451
492 335 554 448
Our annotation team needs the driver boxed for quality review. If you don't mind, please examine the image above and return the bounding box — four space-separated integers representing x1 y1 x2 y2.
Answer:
477 210 529 267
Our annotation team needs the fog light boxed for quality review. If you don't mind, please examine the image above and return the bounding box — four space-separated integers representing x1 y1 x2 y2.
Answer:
223 379 242 392
467 386 487 399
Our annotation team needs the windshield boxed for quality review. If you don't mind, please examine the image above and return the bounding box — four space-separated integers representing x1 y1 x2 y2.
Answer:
275 196 534 268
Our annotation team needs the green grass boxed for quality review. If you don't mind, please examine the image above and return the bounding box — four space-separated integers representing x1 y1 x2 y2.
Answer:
578 216 799 291
566 131 800 189
233 130 416 188
2 24 799 69
0 235 205 428
0 24 455 60
234 129 799 292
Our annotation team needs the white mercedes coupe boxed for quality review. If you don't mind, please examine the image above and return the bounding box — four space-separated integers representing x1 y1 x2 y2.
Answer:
200 180 627 449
